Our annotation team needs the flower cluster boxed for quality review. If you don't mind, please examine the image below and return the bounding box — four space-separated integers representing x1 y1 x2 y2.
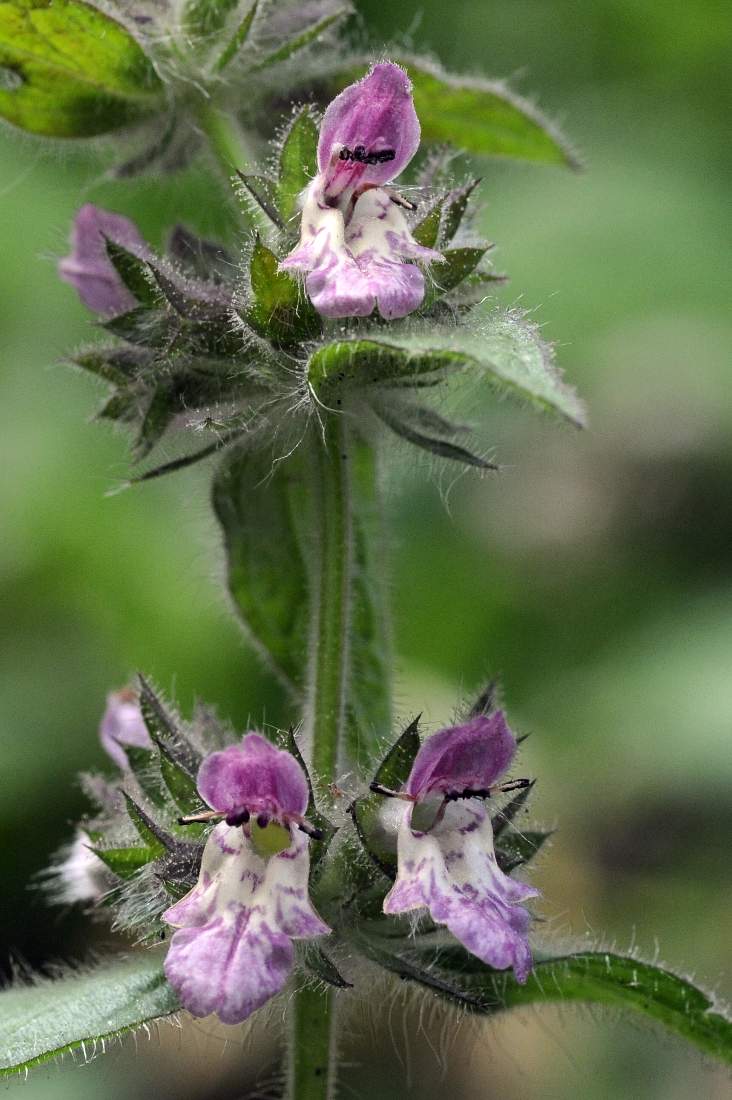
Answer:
169 714 538 1021
51 59 547 1031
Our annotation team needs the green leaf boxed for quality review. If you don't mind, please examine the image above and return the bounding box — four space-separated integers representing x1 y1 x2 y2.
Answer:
492 779 535 837
124 744 167 809
299 945 352 989
154 737 202 817
400 946 732 1065
347 437 392 765
122 792 171 858
494 828 551 872
135 380 176 459
412 201 442 249
427 247 489 304
104 240 159 308
321 57 578 168
212 444 309 693
277 727 334 854
247 237 321 346
184 0 240 44
380 400 469 441
213 0 259 72
137 676 202 777
309 316 587 428
374 400 495 470
374 715 422 790
72 346 145 386
250 8 348 75
167 224 235 284
0 0 163 138
350 716 421 878
413 180 481 252
439 179 481 244
125 429 245 485
236 171 284 229
0 952 178 1077
277 105 318 226
103 306 177 349
96 387 140 424
308 338 461 392
92 844 154 879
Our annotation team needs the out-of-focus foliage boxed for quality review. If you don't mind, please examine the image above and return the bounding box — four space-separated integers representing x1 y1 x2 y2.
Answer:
1 0 730 1097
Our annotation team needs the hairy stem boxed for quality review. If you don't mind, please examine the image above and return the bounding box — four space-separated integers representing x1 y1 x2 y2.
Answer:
287 418 353 1100
194 99 268 231
309 416 353 783
288 984 337 1100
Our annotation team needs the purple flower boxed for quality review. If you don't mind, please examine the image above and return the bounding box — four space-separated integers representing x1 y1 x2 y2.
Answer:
163 734 330 1024
99 687 152 769
281 62 442 320
58 203 149 316
383 713 538 983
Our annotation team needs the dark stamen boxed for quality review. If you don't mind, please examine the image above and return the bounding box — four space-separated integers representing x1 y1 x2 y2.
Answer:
225 809 250 827
256 813 269 829
444 778 532 802
338 145 396 166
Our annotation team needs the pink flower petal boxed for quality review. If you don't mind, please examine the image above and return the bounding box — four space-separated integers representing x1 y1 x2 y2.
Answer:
318 62 420 194
58 204 149 316
164 824 329 1023
197 733 309 820
384 800 537 983
405 712 518 800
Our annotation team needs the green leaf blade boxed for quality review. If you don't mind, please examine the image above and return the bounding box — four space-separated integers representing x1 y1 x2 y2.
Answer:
213 0 259 73
486 952 732 1064
236 171 284 228
377 941 732 1065
277 106 318 225
427 247 488 302
0 0 163 138
213 445 310 694
347 437 393 764
92 844 155 878
0 952 178 1077
351 716 421 878
310 317 586 429
251 8 348 75
105 240 159 308
247 238 321 345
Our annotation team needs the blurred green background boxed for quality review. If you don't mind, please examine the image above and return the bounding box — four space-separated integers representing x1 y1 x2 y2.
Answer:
1 0 730 1096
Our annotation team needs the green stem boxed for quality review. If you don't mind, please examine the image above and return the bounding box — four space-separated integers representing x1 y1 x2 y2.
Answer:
288 984 337 1100
194 98 268 232
196 97 255 174
310 416 352 783
287 418 352 1100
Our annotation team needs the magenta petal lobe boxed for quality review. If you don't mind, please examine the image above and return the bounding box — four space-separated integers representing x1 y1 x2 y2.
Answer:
58 204 148 317
197 732 309 819
405 712 518 800
318 62 420 190
99 688 152 769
